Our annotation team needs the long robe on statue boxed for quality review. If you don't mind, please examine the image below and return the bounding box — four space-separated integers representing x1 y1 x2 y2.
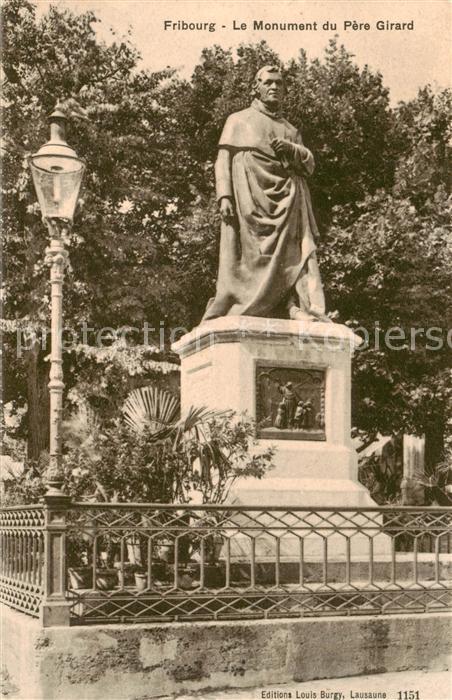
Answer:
203 99 324 321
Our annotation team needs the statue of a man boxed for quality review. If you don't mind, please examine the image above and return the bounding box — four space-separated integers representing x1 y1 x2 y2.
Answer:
203 65 327 322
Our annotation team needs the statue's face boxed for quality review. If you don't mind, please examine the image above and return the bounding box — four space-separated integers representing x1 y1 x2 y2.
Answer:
256 70 284 107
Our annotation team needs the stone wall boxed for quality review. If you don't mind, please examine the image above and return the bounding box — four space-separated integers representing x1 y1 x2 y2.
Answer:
2 605 450 699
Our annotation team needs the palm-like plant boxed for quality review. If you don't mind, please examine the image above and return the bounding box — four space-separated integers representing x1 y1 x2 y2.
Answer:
411 460 452 506
121 384 273 503
61 385 273 507
122 385 221 445
122 385 180 436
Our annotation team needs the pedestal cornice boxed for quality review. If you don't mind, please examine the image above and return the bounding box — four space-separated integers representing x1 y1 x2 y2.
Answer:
172 316 363 358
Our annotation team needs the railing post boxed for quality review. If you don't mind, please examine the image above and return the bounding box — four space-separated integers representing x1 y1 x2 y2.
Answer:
40 493 72 627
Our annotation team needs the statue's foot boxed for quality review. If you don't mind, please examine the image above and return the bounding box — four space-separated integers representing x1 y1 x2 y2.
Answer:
289 306 334 324
310 310 334 324
308 303 334 323
288 306 317 322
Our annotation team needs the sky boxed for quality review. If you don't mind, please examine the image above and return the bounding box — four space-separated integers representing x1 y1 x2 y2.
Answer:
35 0 451 104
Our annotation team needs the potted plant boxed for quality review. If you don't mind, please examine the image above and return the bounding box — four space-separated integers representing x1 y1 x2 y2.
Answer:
155 537 174 563
208 532 224 564
178 567 196 590
114 561 137 587
188 521 226 588
203 563 225 588
68 566 117 591
134 567 148 592
203 525 226 588
149 558 168 581
68 566 93 590
95 567 118 591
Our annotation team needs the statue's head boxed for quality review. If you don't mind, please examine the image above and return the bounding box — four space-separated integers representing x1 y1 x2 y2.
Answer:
252 65 284 108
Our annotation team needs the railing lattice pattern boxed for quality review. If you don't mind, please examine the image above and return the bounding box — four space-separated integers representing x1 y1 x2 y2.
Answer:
0 503 450 625
0 506 45 617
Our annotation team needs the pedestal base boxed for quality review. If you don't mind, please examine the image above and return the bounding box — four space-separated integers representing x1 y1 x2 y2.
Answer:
172 316 392 563
226 477 389 561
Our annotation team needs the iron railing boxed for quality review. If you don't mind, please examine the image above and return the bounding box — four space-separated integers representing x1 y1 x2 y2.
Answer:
0 502 451 625
0 505 45 617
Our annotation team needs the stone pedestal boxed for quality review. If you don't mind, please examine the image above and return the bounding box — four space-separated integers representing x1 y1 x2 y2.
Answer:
172 316 390 561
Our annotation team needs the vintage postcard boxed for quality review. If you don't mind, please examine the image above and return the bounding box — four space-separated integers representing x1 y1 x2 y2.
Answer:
1 1 451 699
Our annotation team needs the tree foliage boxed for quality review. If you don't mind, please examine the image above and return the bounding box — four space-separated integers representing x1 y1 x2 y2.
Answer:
3 387 274 506
2 0 189 455
321 84 451 465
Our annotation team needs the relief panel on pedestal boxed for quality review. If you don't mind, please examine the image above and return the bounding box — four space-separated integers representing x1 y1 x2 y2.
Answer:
255 364 326 441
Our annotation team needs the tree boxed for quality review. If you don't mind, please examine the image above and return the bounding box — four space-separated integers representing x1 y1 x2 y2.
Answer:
321 86 451 474
284 40 397 228
2 0 193 458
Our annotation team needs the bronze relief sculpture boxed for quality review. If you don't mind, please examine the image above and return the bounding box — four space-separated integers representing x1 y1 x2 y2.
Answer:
256 365 326 441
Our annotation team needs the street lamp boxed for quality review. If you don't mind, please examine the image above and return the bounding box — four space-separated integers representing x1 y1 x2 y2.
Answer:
30 107 85 496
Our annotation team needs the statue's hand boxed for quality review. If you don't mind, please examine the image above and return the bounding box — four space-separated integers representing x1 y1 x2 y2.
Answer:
219 197 234 223
271 138 294 161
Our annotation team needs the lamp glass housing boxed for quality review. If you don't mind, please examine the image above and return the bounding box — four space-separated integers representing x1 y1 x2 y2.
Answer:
30 109 85 221
30 154 85 220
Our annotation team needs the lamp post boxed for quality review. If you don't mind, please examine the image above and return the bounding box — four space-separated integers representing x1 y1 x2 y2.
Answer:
29 107 85 497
